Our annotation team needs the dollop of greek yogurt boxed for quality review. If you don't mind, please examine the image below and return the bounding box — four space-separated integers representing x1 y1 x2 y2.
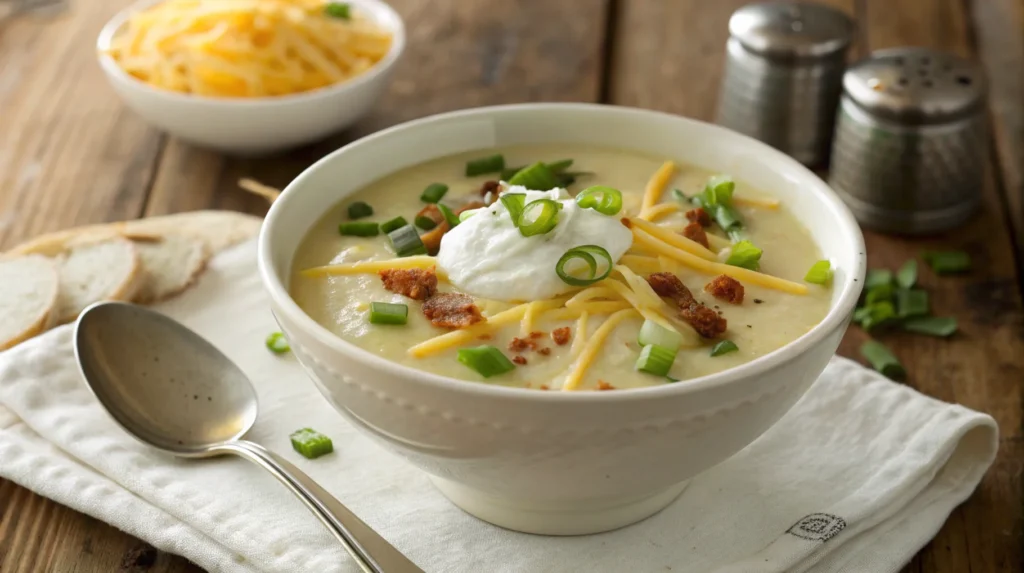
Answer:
436 185 633 301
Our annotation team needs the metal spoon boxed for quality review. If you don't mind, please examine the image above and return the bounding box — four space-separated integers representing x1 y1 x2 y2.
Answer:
73 301 422 573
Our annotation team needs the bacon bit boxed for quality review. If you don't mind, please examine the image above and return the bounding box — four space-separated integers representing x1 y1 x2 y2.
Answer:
419 221 450 256
685 207 711 227
379 268 437 301
456 201 486 215
705 275 744 304
597 380 615 391
620 217 633 228
525 382 532 388
682 222 710 249
647 272 727 338
512 355 528 365
478 180 500 197
422 293 483 329
539 384 550 391
551 327 571 346
509 337 538 353
529 331 545 339
538 347 551 355
416 204 445 226
478 334 492 340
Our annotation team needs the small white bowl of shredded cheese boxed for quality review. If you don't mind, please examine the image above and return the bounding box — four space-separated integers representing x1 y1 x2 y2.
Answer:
96 0 405 154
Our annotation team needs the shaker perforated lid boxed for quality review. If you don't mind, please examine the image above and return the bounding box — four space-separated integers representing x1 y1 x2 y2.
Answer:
728 1 855 59
843 47 987 125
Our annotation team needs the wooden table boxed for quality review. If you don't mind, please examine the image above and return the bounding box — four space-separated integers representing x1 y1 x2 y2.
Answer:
1 1 1021 571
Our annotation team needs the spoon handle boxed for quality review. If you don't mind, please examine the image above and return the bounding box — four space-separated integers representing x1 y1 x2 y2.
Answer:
224 440 423 573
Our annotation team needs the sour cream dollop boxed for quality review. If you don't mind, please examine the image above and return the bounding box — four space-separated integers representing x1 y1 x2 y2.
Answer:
436 186 633 301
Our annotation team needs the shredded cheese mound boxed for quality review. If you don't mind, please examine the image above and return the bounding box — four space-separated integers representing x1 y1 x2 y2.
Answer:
105 0 394 98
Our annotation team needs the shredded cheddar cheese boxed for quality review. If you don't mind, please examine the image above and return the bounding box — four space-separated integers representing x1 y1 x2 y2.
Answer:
105 0 394 98
627 217 718 261
562 309 637 391
409 303 530 358
639 160 677 217
570 311 589 358
641 201 680 221
302 256 439 278
734 196 781 210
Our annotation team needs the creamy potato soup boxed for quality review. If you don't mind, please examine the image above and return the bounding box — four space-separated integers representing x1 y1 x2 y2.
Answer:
290 144 832 390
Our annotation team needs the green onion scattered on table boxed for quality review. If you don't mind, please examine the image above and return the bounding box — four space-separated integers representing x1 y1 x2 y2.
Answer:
637 319 683 352
636 344 676 376
710 340 739 357
726 240 762 271
507 162 559 190
923 251 971 274
324 2 351 19
414 215 437 231
902 316 958 337
369 302 408 325
338 222 379 237
865 283 894 305
380 216 408 234
290 428 334 459
555 245 612 287
575 186 622 216
860 340 905 380
804 260 833 285
420 183 449 204
864 269 893 290
896 289 929 318
387 225 427 257
896 259 918 289
465 154 505 177
457 345 515 378
857 301 897 332
265 332 290 354
346 201 373 219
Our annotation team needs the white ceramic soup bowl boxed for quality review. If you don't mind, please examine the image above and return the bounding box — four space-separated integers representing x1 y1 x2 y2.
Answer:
258 103 866 535
96 0 405 155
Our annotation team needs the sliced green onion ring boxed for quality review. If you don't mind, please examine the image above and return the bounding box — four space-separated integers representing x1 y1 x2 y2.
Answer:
556 245 613 287
575 186 623 216
518 199 561 237
500 193 527 225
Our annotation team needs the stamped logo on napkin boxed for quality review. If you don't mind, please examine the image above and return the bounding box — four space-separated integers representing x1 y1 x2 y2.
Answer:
786 513 847 542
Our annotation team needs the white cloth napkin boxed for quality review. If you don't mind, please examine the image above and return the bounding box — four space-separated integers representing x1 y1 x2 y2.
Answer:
0 239 998 573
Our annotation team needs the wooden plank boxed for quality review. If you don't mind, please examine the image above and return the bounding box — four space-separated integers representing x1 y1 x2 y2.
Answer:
145 0 610 216
0 0 164 249
609 1 1023 572
969 0 1024 269
0 1 611 572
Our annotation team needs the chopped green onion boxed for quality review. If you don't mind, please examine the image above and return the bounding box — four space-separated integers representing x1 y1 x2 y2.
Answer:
500 193 527 225
671 188 689 203
369 302 408 325
457 345 515 378
459 209 478 222
575 186 623 216
546 159 574 173
857 301 897 332
502 160 573 182
323 2 351 19
347 201 373 219
414 215 438 230
703 175 735 205
860 340 905 380
896 289 929 318
710 340 739 357
865 269 893 289
290 428 334 459
555 245 612 287
896 259 918 289
420 183 449 203
665 376 680 383
804 260 832 285
379 216 408 234
436 203 460 227
691 176 744 241
507 161 559 190
865 283 894 305
637 319 683 352
465 154 505 177
265 332 290 354
726 240 762 271
636 344 676 376
338 222 379 237
557 171 590 187
518 198 561 236
387 225 427 257
923 251 971 274
902 316 958 337
500 166 523 180
852 306 873 324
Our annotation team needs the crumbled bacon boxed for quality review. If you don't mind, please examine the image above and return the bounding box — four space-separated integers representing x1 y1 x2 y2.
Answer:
416 204 445 226
539 384 550 391
705 275 744 304
457 201 486 214
529 331 545 339
538 347 551 355
509 337 539 353
646 272 727 338
682 222 710 249
478 180 500 198
378 268 437 301
685 207 711 227
419 222 450 256
422 293 482 329
597 380 615 391
551 327 571 346
512 355 528 365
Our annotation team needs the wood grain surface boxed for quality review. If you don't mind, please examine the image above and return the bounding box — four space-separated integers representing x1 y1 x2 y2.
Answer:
0 0 1021 571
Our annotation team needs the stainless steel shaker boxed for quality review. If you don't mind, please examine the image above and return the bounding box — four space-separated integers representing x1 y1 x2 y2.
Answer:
716 2 855 166
829 47 988 234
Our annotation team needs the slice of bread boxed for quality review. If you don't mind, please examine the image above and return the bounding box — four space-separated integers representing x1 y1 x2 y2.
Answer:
121 211 262 254
0 255 60 350
132 234 209 303
55 237 143 323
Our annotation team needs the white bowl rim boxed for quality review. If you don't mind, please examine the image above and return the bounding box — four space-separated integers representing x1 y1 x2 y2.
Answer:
258 102 867 403
95 0 406 106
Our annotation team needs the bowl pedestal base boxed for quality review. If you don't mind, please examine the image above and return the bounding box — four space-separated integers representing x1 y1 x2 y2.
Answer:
429 476 691 536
